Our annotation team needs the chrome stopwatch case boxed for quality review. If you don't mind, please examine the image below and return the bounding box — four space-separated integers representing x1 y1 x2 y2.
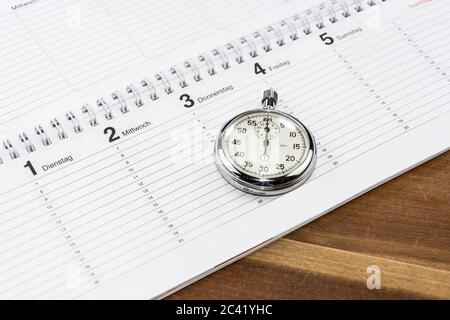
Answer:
214 89 317 196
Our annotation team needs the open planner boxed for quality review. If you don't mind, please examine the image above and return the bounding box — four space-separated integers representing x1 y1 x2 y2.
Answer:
0 0 449 299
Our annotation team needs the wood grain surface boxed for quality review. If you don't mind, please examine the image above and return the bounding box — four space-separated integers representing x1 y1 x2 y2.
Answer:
167 151 450 300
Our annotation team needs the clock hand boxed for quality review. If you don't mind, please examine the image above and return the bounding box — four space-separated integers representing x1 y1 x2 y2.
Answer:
263 119 270 158
263 138 269 157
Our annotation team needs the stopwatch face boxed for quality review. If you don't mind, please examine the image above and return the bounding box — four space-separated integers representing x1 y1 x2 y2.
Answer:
215 109 316 195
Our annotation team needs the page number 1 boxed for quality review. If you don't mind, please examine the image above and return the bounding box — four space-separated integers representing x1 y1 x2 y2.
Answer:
24 160 37 176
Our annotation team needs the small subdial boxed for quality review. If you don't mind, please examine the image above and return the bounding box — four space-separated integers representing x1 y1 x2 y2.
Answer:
254 120 280 140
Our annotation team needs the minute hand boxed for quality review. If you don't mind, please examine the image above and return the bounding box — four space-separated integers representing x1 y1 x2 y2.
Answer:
263 120 270 157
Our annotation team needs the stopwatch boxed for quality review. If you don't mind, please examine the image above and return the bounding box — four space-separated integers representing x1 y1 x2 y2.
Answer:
214 89 317 196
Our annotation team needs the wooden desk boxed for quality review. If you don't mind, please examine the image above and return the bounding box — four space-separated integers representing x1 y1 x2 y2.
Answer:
168 151 450 299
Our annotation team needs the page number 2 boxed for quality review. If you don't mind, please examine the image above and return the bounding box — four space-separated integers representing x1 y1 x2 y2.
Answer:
319 33 334 45
104 127 120 143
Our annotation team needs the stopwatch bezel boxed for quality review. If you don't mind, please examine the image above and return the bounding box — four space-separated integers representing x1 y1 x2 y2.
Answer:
214 109 317 196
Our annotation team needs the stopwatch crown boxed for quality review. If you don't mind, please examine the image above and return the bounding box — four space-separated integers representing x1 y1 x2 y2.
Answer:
262 89 278 109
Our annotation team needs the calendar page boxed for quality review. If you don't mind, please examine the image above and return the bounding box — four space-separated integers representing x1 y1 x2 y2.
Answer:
0 0 314 128
0 0 449 299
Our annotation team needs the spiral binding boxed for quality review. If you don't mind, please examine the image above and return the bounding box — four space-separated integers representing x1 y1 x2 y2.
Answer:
0 0 385 164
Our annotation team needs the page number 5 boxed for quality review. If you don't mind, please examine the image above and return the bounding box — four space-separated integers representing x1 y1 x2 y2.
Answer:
319 33 334 45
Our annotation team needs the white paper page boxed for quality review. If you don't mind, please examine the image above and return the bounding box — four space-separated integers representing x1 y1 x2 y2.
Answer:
0 0 316 128
0 0 449 299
